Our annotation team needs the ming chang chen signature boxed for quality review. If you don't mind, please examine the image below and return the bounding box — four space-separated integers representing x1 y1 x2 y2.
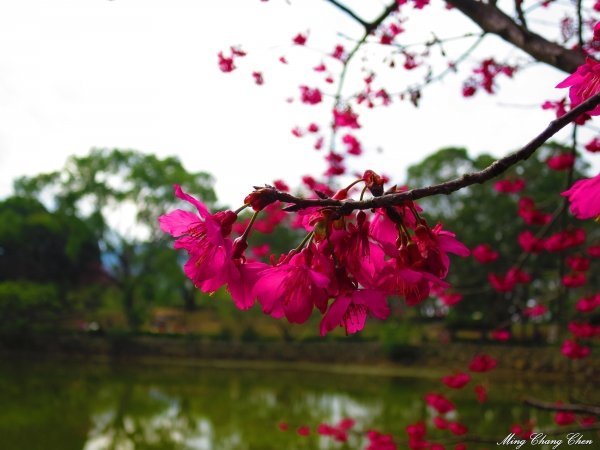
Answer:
497 432 593 449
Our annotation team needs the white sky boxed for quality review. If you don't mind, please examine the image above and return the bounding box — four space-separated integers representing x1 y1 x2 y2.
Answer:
1 0 598 219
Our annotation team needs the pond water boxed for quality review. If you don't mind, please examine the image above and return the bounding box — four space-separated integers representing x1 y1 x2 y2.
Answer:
0 358 596 450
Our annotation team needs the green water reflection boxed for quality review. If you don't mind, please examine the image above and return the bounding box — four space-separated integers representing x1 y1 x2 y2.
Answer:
0 358 596 449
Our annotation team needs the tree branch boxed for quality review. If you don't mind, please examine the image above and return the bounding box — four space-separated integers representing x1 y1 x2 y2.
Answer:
324 0 585 74
323 0 369 29
271 92 600 213
364 1 398 34
445 0 586 74
524 397 600 416
324 0 399 34
515 0 528 30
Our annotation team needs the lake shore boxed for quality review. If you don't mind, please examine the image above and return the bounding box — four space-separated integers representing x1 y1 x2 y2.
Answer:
2 333 598 381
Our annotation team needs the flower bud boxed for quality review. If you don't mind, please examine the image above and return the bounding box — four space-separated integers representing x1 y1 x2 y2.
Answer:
244 188 278 211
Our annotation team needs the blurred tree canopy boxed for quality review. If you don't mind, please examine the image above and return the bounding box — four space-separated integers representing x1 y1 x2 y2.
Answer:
14 148 218 326
406 144 599 330
0 196 102 333
0 196 101 286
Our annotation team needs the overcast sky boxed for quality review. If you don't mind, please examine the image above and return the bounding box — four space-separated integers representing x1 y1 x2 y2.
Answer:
1 0 597 221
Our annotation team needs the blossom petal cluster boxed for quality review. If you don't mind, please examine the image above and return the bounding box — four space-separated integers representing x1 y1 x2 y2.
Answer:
159 173 470 337
561 172 600 219
556 57 600 115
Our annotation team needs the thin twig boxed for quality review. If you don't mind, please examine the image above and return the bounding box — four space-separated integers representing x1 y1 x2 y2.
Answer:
515 0 528 29
271 93 600 214
577 0 584 51
323 0 368 28
524 397 600 415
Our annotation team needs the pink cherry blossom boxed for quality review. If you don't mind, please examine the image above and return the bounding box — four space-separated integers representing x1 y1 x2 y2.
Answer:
331 44 346 61
253 246 330 324
333 106 361 128
554 410 576 426
217 52 235 73
562 272 586 288
440 291 462 306
518 197 552 225
494 178 525 193
159 185 237 290
441 372 471 389
377 242 450 306
581 416 597 427
299 86 322 105
523 304 547 317
468 354 497 372
585 137 600 153
227 260 269 310
367 430 398 450
556 57 600 115
413 222 470 279
561 172 600 219
252 71 264 85
433 416 449 430
475 384 487 402
546 153 575 170
272 179 289 191
472 244 499 263
561 339 590 359
320 289 390 336
545 229 586 251
251 244 270 258
424 393 455 413
342 134 362 155
518 231 545 253
489 268 531 292
568 321 600 338
314 136 324 150
405 421 427 441
292 32 308 45
566 255 590 271
588 244 600 256
449 422 468 436
296 426 311 436
575 295 598 313
492 330 510 341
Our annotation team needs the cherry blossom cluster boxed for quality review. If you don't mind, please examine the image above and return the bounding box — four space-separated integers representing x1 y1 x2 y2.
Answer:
469 162 600 356
159 170 470 336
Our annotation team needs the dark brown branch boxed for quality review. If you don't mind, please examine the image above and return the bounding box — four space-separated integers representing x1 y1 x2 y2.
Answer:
323 0 368 29
324 0 585 74
445 0 586 74
515 0 528 29
364 2 398 34
577 0 584 51
323 0 398 34
524 397 600 416
273 92 600 213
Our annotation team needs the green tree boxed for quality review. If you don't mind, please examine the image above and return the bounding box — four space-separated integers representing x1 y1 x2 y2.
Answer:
0 196 102 332
14 148 217 327
405 144 596 333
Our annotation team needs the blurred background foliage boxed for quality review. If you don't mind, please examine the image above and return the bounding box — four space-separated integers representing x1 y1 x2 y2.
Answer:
2 145 599 347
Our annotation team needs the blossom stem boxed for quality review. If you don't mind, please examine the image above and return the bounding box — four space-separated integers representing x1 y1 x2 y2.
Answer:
325 223 340 266
359 185 369 201
410 206 423 224
295 231 314 252
234 203 251 214
345 178 364 191
241 211 260 242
